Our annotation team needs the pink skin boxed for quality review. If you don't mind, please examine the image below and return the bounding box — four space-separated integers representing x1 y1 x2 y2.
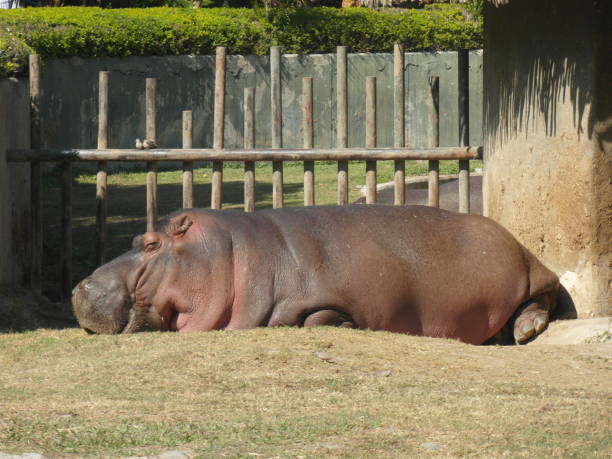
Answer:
134 216 235 332
133 211 532 342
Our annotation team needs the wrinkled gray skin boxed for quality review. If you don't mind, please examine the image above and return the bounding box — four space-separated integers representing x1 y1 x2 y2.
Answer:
72 233 165 334
72 205 560 344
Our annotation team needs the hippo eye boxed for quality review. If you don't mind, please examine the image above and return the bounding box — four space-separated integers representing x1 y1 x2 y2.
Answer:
144 240 159 252
142 232 162 252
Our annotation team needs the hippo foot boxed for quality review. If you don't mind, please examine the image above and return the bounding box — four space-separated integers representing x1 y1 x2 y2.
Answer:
513 300 550 344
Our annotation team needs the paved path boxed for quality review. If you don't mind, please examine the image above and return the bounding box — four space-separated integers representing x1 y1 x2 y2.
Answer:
355 175 484 215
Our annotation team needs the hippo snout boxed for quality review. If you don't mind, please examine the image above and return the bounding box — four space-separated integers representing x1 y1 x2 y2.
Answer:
72 276 132 334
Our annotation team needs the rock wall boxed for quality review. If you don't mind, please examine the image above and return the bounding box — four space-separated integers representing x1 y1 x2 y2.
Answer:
483 0 611 317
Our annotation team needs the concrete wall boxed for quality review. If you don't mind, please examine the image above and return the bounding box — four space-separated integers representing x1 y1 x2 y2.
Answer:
483 0 611 317
0 78 30 286
38 51 483 152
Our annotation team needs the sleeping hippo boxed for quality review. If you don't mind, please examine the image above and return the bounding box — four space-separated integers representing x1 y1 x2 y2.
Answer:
72 205 559 344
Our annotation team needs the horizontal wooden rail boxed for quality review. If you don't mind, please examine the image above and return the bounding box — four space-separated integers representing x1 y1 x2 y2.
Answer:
7 146 482 162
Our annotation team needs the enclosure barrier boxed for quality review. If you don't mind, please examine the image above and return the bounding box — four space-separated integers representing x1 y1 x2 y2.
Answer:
7 46 480 301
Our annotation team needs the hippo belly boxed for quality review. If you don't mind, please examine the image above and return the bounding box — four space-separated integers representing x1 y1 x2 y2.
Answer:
72 205 559 344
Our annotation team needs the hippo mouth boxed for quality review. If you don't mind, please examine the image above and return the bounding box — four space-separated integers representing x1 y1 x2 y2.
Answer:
113 294 158 334
122 298 175 333
82 305 135 335
120 302 143 334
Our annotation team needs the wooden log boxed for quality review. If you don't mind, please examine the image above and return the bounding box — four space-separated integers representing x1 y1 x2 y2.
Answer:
428 160 439 208
365 76 377 204
272 161 283 209
146 78 156 143
302 77 314 206
393 44 406 205
182 110 193 209
427 76 440 208
146 163 158 232
459 160 469 212
336 46 349 205
212 46 226 210
61 162 72 301
146 77 158 231
271 46 284 208
96 71 109 266
95 162 107 266
211 161 222 210
29 54 42 293
7 146 483 163
244 87 255 213
458 49 470 214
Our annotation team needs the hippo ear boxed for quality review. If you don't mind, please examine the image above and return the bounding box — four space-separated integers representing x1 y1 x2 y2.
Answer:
131 235 143 249
169 215 193 238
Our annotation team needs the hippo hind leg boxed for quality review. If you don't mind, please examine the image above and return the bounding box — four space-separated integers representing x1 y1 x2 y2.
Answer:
512 292 556 344
303 309 355 329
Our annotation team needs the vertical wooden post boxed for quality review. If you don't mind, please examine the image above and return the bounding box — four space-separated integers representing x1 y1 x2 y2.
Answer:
29 54 42 294
393 44 406 205
96 71 109 266
302 77 314 206
145 77 158 231
365 77 377 204
427 76 440 208
458 49 470 214
336 46 348 205
212 47 226 210
270 46 284 208
182 110 193 208
60 161 72 300
244 87 255 213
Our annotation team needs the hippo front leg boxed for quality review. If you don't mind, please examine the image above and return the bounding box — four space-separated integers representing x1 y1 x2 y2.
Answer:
267 305 356 329
303 309 356 328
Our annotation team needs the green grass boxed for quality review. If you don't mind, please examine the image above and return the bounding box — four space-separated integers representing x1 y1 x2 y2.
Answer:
73 160 475 201
41 160 480 300
0 328 610 457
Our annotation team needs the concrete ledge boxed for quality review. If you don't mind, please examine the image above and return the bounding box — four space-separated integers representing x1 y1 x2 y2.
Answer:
529 318 612 346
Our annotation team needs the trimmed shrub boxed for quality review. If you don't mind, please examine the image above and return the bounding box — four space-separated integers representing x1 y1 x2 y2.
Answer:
0 6 482 77
0 28 34 78
266 6 482 53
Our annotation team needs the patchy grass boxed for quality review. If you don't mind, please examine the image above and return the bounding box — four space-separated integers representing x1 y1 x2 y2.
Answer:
0 328 610 457
41 160 480 300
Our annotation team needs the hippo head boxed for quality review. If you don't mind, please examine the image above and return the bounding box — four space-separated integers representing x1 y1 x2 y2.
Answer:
72 214 195 334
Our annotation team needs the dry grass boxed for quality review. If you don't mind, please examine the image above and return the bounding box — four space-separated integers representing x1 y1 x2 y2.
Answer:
1 327 610 458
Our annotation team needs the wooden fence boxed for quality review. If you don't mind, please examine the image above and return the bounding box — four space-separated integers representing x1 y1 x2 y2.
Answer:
7 45 481 301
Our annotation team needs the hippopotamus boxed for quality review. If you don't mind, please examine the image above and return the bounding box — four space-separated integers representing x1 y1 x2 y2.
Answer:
72 205 559 344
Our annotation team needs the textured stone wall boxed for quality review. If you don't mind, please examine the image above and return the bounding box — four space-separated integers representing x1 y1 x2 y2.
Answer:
483 0 611 317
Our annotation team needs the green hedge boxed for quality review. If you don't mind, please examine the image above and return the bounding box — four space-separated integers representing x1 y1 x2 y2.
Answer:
0 6 482 78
